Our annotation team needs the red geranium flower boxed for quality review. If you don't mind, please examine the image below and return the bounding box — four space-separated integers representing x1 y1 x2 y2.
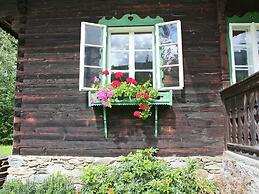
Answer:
133 111 142 118
136 93 142 98
102 70 109 75
143 93 150 99
112 80 121 87
126 77 138 85
114 72 124 79
139 104 149 110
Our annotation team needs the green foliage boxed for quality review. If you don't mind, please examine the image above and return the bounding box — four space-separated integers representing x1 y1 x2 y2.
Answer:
0 180 37 194
0 28 18 145
81 148 217 194
1 173 75 194
0 145 13 156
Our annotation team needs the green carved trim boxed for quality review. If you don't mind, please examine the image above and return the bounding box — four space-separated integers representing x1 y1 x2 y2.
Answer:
98 14 164 27
227 12 259 23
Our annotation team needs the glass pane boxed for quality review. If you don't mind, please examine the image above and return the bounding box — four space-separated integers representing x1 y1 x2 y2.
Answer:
111 72 129 82
235 70 248 82
111 34 129 50
134 33 152 49
85 46 102 66
257 30 259 44
159 23 177 44
85 25 103 45
84 67 101 87
161 66 179 87
232 30 249 45
160 45 178 66
135 72 153 84
135 51 152 70
111 52 129 70
233 47 248 66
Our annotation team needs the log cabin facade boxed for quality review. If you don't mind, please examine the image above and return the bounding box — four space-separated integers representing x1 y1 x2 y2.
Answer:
0 0 258 157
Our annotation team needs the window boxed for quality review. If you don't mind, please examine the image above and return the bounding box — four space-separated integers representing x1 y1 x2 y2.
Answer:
79 16 184 91
229 22 259 83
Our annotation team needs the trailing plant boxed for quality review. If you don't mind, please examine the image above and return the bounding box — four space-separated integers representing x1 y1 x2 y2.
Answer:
91 71 158 119
81 148 217 194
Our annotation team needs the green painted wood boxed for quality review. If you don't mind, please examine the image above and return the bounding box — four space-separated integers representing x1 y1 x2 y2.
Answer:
98 14 164 27
88 91 173 107
103 107 107 138
155 105 158 138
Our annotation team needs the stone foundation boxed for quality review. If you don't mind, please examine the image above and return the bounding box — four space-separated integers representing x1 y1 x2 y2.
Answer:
217 151 259 194
7 155 222 187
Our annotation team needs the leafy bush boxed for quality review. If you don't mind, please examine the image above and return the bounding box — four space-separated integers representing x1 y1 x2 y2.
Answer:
0 28 18 145
0 180 37 194
81 148 217 194
1 173 75 194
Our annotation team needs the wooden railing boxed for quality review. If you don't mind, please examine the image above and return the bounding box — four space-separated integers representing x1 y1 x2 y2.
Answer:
221 72 259 156
0 157 9 189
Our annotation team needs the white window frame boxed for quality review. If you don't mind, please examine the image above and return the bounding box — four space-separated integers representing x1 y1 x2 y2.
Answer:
229 22 259 84
155 20 184 90
107 26 155 85
79 22 107 91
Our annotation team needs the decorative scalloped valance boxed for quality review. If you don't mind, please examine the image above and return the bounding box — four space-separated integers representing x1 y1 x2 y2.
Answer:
98 14 164 26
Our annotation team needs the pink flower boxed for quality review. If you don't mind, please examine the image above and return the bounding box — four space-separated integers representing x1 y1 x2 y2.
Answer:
90 98 96 103
107 85 113 89
114 72 124 79
94 76 100 84
107 91 114 98
143 93 150 99
136 93 142 98
139 104 149 110
112 80 121 87
101 101 109 107
97 90 107 100
102 70 109 75
126 77 138 85
133 111 142 118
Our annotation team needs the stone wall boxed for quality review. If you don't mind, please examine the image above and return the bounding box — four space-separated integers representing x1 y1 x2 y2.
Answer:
7 155 222 188
218 151 259 194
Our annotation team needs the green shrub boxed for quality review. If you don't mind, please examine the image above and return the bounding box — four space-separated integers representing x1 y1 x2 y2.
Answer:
0 28 18 145
1 173 75 194
0 180 37 194
81 148 217 194
37 173 75 194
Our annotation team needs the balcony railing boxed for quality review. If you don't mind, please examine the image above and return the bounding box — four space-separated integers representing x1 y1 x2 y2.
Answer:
221 72 259 156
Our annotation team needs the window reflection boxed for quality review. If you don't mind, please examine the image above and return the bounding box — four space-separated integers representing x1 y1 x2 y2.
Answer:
111 52 129 70
160 45 178 66
135 51 152 69
134 33 152 49
159 23 177 44
85 25 103 45
111 34 129 50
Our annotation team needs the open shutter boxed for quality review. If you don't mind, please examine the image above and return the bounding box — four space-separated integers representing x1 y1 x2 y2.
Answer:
79 22 107 91
155 20 184 90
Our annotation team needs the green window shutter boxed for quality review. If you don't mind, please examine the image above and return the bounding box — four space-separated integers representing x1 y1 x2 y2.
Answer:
79 22 107 91
155 20 184 90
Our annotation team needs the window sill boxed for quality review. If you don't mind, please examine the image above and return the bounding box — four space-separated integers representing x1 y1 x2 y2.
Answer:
88 90 173 107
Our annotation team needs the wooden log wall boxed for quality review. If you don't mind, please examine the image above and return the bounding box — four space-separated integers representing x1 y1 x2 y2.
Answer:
13 0 225 156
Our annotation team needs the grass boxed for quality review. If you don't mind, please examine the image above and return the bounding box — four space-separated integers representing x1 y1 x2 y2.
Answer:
0 145 13 156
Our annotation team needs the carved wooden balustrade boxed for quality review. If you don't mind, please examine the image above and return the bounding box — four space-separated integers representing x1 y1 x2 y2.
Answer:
221 72 259 156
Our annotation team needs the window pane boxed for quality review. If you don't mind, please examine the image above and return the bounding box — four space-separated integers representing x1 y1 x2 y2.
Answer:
111 34 129 50
111 52 129 70
233 47 248 66
85 46 103 66
134 33 152 49
159 23 177 44
135 51 152 69
235 70 248 82
232 30 248 45
111 72 129 82
256 30 259 44
84 67 100 87
135 72 153 84
161 66 179 87
160 45 178 66
85 25 103 45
